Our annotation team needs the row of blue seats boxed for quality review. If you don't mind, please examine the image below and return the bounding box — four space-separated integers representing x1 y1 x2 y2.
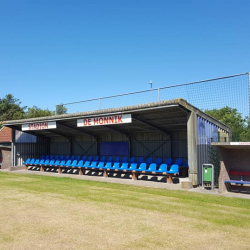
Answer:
23 155 185 174
23 155 188 168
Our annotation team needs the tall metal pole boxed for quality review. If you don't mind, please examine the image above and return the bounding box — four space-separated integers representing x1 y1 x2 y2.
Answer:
150 80 152 89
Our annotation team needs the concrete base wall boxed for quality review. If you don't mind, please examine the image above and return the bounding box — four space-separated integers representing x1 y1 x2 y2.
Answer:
1 148 11 170
9 165 25 171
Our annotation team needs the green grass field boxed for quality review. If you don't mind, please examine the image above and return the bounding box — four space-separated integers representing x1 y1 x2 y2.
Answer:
0 171 249 250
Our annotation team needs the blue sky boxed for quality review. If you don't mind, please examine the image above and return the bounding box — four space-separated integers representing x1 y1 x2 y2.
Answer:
0 0 250 112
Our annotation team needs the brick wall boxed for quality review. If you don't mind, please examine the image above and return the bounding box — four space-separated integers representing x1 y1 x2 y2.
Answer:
0 127 12 143
218 147 250 193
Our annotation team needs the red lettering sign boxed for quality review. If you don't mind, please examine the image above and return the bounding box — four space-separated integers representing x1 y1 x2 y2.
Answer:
77 114 131 127
118 115 122 123
28 122 49 130
94 118 98 125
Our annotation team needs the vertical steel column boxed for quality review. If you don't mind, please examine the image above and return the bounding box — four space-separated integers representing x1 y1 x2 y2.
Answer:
11 128 16 166
187 111 198 186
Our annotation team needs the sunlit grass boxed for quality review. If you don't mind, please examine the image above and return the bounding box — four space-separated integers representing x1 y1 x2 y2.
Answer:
0 171 249 250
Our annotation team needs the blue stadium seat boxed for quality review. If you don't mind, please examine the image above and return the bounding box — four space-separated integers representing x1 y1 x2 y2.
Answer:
112 162 120 170
42 159 50 165
113 156 120 162
38 159 45 165
87 156 93 161
102 161 113 169
137 157 144 164
90 156 106 169
106 156 113 162
116 162 128 170
121 157 127 163
69 160 78 167
81 156 87 161
128 163 137 171
175 158 183 166
33 159 40 165
30 158 37 165
23 158 31 165
50 155 55 160
41 155 45 159
135 163 147 171
167 164 179 174
146 157 153 165
59 160 66 166
65 160 72 166
45 155 50 160
97 161 105 168
59 155 64 160
48 159 55 165
92 156 99 162
54 155 59 160
83 161 91 168
155 158 163 165
128 157 136 164
155 164 167 173
99 156 106 162
145 163 157 172
70 156 75 161
75 155 81 161
76 160 84 167
90 161 98 168
53 159 61 166
65 155 70 161
165 158 173 165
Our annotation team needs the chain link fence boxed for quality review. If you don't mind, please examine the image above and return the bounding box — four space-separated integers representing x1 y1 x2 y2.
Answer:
57 73 249 118
56 73 250 142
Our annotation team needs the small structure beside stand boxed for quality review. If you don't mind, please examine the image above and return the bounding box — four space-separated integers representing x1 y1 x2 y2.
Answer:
212 142 250 193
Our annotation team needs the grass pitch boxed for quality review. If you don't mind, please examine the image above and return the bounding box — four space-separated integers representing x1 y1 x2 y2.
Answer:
0 171 249 250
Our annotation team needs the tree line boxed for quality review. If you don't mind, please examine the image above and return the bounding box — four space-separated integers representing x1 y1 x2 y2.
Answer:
0 94 67 129
204 107 249 142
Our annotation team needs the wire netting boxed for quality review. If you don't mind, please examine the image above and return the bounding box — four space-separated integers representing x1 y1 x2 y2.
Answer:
60 73 249 119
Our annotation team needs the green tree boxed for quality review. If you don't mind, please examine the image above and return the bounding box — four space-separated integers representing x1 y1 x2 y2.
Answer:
205 106 250 141
25 106 54 118
56 104 67 115
0 94 57 129
0 94 26 128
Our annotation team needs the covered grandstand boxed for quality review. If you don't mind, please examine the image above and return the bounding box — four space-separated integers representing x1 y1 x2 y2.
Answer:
3 98 230 186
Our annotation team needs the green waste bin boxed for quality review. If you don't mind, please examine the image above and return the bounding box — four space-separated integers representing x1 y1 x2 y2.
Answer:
202 164 214 190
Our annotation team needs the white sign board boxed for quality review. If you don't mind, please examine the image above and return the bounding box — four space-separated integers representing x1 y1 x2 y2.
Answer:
22 121 57 131
230 142 250 145
77 114 132 127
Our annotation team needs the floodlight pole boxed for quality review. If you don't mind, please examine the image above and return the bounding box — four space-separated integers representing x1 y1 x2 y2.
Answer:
150 80 152 89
